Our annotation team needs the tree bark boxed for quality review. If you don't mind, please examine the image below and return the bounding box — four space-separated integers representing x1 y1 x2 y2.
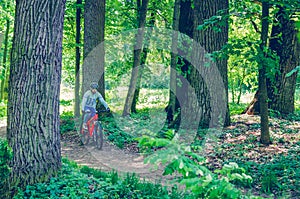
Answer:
131 9 155 113
75 0 82 117
259 1 271 145
83 0 106 97
7 0 66 195
170 0 193 128
267 6 300 114
191 0 230 128
166 0 181 124
123 0 149 116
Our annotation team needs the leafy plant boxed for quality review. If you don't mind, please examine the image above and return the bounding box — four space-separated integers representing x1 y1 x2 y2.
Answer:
60 99 72 106
261 172 279 193
137 134 256 199
15 158 192 199
60 111 76 134
0 138 12 195
0 101 7 118
103 117 134 148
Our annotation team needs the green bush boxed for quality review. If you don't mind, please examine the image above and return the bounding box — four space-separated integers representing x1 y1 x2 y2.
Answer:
229 103 247 116
137 134 259 199
0 101 7 118
60 111 76 134
0 138 12 195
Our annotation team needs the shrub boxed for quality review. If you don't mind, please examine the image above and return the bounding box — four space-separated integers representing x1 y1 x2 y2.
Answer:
137 134 257 199
0 101 7 118
60 111 76 134
0 138 12 195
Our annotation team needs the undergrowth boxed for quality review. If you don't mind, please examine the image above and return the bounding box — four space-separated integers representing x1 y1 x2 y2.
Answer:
14 158 192 199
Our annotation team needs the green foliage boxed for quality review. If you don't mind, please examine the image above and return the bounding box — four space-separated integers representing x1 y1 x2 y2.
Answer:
14 158 190 199
60 111 76 134
235 152 300 197
137 134 256 199
286 65 300 78
61 0 79 86
229 103 247 116
60 99 72 106
0 138 12 195
103 117 134 149
0 101 7 118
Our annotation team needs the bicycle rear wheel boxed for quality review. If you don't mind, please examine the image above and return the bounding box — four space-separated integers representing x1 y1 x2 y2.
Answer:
80 121 89 145
94 123 103 150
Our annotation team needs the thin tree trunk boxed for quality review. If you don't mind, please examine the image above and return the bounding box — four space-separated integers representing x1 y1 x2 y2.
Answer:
75 0 82 117
166 0 181 124
131 10 155 113
0 4 10 102
237 67 246 104
6 0 65 195
259 1 271 145
83 0 106 97
171 0 193 128
267 6 300 114
123 0 149 116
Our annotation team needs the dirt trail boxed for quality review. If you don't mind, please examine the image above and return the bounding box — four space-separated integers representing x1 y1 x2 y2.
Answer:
0 122 166 182
60 133 166 181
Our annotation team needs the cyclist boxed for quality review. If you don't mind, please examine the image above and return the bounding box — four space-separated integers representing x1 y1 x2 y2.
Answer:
82 82 110 129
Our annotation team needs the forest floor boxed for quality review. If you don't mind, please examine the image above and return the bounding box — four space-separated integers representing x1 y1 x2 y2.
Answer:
1 114 299 197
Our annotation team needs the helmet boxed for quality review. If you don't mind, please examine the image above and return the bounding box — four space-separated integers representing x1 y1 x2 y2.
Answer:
90 82 98 89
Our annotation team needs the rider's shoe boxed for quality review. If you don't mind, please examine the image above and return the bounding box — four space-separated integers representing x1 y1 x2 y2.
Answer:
83 123 88 130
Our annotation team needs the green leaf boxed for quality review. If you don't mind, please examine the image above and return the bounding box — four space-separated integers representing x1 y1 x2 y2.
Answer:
286 66 300 77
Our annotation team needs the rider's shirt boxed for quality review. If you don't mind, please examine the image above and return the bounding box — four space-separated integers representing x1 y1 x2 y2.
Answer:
81 90 108 111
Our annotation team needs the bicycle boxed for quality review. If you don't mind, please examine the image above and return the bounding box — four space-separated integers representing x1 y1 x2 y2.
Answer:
80 110 107 150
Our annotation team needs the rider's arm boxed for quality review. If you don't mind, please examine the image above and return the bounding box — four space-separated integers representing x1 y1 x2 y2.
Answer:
81 91 89 111
97 93 109 109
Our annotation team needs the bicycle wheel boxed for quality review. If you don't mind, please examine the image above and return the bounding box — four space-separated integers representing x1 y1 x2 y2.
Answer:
80 121 89 145
94 123 103 150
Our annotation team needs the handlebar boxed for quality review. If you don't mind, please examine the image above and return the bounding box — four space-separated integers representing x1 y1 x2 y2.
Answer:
96 109 109 113
83 109 110 114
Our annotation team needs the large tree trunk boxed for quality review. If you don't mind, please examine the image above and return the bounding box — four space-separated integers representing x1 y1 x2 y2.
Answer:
83 0 106 97
191 0 230 129
7 0 66 195
259 2 271 145
123 0 149 116
267 6 300 114
75 0 82 117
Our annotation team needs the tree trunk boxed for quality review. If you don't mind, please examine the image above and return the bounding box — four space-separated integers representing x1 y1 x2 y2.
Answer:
241 90 260 115
83 0 106 97
123 0 149 116
166 0 181 124
75 0 82 117
6 0 66 195
267 6 300 114
191 0 230 128
131 9 155 113
259 2 271 145
0 2 10 102
170 0 193 128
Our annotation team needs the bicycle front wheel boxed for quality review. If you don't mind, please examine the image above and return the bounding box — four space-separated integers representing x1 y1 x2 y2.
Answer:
94 123 103 150
80 121 89 145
